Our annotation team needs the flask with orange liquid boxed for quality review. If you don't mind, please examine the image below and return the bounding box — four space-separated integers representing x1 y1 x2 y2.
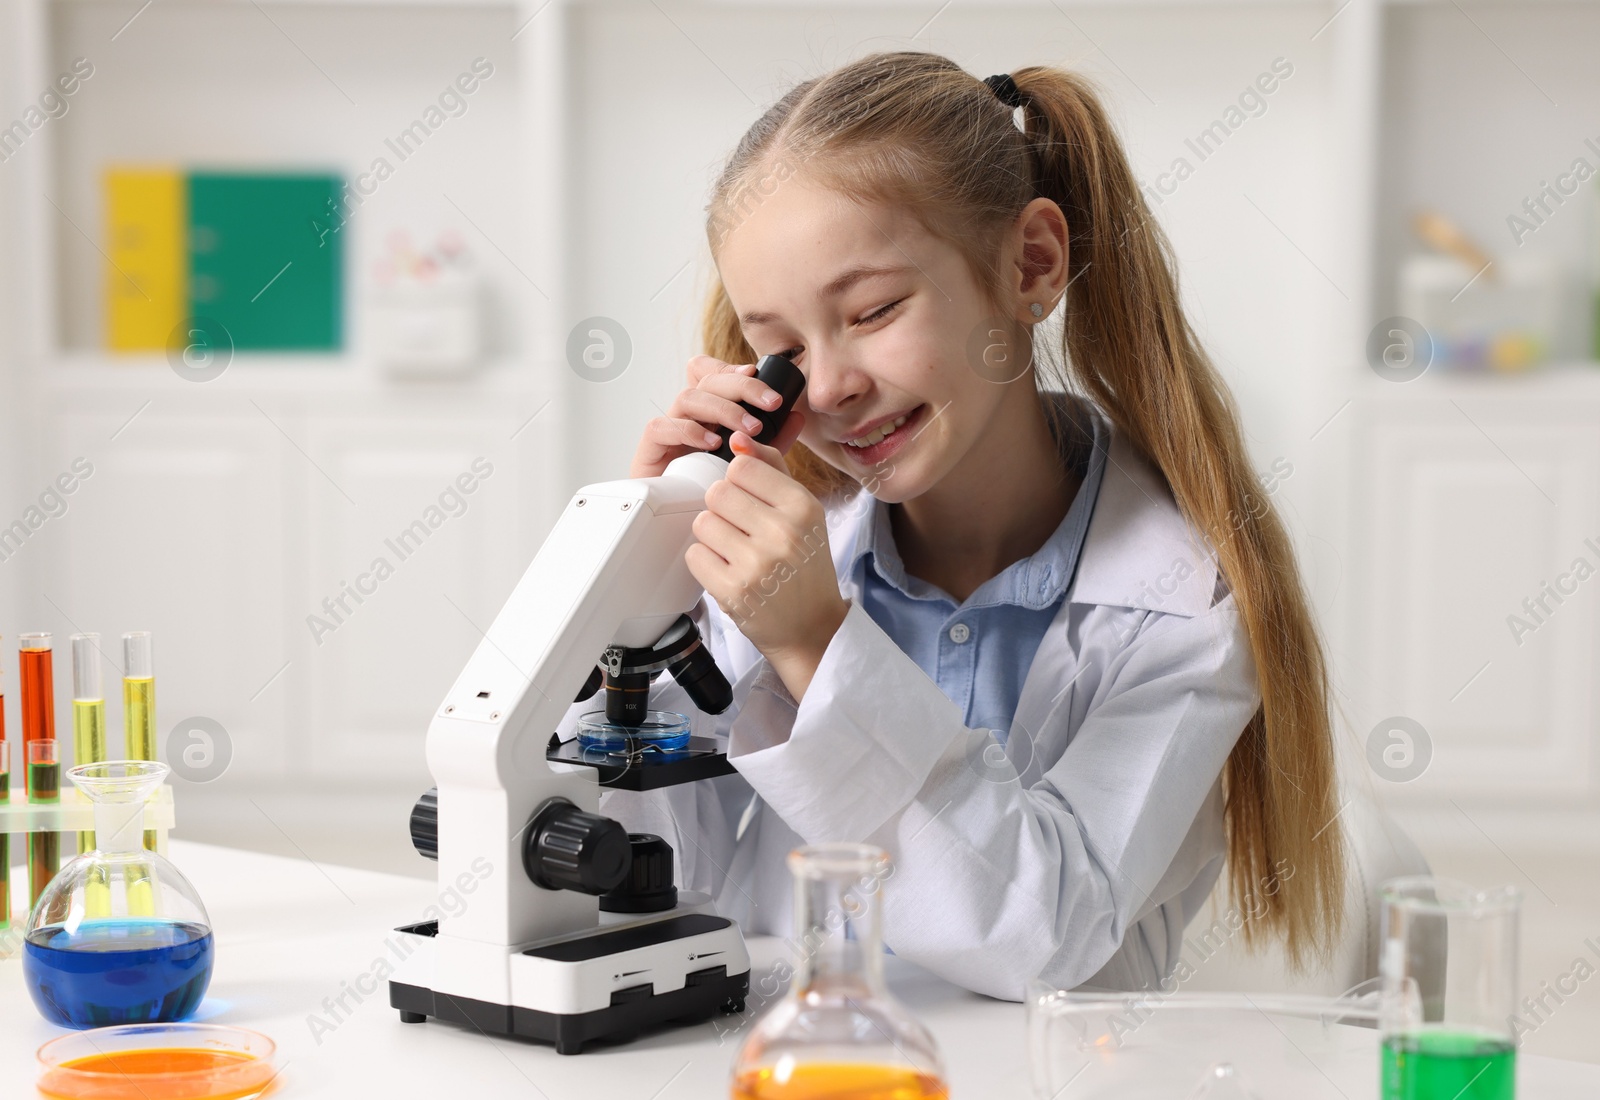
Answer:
731 843 948 1100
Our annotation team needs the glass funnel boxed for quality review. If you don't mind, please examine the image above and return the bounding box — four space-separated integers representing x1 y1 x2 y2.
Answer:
22 761 213 1029
731 843 948 1100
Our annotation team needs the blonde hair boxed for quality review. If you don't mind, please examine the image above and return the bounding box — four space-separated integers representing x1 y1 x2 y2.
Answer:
698 51 1343 970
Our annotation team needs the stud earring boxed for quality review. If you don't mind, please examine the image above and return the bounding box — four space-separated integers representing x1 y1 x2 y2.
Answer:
1030 302 1044 318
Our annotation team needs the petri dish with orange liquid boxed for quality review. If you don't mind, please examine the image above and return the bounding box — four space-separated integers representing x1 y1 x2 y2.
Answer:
37 1023 279 1100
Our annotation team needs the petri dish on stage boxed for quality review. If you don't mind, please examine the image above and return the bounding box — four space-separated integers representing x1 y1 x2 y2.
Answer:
37 1023 278 1100
576 710 691 753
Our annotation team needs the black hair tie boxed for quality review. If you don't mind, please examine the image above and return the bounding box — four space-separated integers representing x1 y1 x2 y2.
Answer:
983 72 1027 109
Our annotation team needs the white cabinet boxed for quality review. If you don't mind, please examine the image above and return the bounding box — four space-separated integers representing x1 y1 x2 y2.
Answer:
302 416 525 782
36 407 293 777
1352 377 1600 800
19 387 545 791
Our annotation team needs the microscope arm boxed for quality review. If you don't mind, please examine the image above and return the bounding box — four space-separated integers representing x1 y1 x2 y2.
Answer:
393 355 801 1038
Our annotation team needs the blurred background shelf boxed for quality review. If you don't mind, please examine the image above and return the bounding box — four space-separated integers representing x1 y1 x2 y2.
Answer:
40 353 543 393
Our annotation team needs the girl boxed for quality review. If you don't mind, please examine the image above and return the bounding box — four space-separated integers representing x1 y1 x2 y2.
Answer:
568 51 1344 999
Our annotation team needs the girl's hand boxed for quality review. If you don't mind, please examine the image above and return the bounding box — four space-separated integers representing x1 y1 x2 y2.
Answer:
686 426 849 701
629 356 788 480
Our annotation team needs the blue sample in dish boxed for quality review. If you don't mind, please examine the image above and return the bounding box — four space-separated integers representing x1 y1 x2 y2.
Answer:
576 709 692 753
24 918 214 1029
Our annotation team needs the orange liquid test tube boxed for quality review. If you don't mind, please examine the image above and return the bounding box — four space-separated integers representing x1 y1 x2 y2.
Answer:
20 634 56 794
20 635 59 908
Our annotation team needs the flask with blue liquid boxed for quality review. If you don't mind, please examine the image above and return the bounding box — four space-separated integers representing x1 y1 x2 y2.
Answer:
22 760 214 1029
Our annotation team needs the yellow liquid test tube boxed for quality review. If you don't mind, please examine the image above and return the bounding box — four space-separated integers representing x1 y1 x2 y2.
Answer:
122 632 158 914
71 634 108 854
71 635 112 917
123 632 158 852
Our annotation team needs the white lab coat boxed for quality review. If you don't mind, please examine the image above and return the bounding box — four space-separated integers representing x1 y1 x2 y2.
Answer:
555 412 1260 1000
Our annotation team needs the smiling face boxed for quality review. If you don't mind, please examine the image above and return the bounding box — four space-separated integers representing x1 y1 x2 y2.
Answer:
716 169 1039 504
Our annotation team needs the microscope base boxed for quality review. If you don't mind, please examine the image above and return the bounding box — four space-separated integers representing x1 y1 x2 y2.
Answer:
386 913 750 1055
389 968 747 1055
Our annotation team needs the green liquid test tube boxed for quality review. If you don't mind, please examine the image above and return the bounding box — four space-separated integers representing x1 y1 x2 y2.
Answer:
71 634 107 855
27 739 60 911
123 632 158 854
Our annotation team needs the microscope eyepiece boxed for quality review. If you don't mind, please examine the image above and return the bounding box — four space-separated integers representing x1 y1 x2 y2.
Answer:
709 354 806 462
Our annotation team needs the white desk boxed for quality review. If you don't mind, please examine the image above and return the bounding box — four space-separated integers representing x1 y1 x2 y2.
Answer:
3 841 1597 1097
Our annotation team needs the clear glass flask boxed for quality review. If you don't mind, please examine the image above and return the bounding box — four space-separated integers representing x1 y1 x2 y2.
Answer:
22 761 214 1029
1379 876 1520 1100
732 843 948 1100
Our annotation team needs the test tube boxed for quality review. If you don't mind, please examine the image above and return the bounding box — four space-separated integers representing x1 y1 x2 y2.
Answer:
0 735 10 931
71 634 107 854
1 638 9 931
20 634 56 796
27 739 60 909
122 632 158 852
20 634 59 907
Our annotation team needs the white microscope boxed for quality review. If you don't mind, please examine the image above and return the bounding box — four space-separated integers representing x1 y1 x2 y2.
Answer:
388 355 806 1055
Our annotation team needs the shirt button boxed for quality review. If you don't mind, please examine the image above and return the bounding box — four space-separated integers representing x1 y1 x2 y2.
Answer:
948 622 971 643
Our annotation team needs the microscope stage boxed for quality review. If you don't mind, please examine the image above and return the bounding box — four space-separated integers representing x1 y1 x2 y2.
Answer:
545 733 737 790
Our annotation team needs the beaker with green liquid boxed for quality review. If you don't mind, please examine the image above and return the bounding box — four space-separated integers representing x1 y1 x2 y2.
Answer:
1380 876 1520 1100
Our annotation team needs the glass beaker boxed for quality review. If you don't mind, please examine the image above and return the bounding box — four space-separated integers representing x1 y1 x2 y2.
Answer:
22 761 214 1029
731 843 948 1100
1026 984 1384 1098
1379 875 1520 1100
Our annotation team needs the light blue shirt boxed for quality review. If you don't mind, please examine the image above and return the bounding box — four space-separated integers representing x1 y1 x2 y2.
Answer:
850 402 1107 743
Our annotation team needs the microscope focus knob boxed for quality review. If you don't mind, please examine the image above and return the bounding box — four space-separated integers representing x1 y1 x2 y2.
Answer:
523 798 631 895
599 833 678 913
410 788 439 861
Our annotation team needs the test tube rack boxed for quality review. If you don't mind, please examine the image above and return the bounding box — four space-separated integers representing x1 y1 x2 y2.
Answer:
0 784 175 856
